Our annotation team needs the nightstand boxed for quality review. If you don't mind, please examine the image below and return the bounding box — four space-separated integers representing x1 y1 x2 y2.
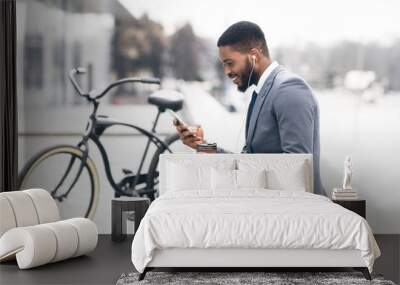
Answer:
111 197 150 241
332 199 366 218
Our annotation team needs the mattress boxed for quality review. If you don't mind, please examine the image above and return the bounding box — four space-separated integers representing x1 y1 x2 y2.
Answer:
131 190 380 273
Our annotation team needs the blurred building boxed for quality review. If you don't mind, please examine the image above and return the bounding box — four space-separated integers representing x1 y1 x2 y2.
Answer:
17 0 118 109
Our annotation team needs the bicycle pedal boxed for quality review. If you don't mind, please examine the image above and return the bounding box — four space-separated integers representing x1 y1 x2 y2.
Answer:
122 168 133 175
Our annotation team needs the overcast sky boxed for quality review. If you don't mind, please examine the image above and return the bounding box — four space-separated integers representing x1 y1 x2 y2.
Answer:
119 0 400 47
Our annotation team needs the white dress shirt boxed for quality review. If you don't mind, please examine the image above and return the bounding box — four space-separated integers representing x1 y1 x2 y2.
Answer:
254 61 279 94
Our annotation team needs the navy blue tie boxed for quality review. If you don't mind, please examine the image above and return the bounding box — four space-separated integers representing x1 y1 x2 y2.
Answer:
245 91 257 140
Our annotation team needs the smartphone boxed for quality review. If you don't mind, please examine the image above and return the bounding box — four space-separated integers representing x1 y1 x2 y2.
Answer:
166 109 187 126
167 109 198 138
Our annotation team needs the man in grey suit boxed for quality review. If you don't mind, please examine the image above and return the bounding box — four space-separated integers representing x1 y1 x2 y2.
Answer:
175 21 325 195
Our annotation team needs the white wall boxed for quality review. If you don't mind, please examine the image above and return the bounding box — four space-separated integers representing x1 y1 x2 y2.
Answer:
318 91 400 234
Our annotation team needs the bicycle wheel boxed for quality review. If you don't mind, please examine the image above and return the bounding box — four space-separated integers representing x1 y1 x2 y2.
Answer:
18 145 100 219
146 133 190 198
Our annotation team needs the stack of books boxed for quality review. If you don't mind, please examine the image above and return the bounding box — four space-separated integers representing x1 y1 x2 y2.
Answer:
332 188 358 200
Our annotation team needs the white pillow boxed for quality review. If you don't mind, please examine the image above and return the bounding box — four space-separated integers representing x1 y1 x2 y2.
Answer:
266 163 306 191
211 168 267 191
211 168 236 190
237 158 309 192
236 169 267 189
167 162 210 191
166 158 235 192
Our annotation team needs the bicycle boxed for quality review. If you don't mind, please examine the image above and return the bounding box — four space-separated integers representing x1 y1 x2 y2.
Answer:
18 68 186 219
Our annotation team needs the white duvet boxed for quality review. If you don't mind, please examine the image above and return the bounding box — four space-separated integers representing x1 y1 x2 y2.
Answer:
131 190 380 273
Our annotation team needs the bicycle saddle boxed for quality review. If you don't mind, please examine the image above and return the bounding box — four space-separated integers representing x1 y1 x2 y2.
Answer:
148 89 184 112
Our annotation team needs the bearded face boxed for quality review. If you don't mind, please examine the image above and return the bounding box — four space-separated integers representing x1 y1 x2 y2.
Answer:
236 57 257 92
219 46 258 92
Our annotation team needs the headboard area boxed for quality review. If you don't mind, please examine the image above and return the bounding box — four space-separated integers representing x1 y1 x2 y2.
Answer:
159 153 313 196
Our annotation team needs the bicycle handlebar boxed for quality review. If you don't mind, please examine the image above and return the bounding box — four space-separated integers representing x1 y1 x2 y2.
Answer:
94 77 161 100
69 68 88 98
69 68 161 100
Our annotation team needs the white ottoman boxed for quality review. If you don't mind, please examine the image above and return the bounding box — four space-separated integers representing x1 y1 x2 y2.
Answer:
0 189 98 269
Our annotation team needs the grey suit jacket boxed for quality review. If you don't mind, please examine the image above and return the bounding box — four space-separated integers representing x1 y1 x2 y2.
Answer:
220 65 325 195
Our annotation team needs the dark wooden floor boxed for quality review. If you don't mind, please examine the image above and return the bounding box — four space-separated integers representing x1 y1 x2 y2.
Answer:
0 235 134 285
0 235 398 285
374 234 400 284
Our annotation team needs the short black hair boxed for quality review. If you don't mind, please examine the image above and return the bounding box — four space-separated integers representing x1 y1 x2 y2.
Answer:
217 21 269 57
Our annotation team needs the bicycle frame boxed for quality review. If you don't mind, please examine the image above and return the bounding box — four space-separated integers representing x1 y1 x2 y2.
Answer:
77 100 173 197
49 69 178 200
47 68 179 200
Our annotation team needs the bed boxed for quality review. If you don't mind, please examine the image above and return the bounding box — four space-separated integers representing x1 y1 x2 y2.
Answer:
131 154 380 280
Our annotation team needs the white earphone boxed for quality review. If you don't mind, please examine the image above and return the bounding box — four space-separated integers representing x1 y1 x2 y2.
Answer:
247 55 256 88
236 54 257 152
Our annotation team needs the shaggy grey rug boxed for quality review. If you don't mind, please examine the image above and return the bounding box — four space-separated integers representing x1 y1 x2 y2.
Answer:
116 271 396 285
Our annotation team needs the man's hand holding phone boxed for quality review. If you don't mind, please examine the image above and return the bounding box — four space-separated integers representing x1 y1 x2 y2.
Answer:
167 110 204 149
174 120 204 149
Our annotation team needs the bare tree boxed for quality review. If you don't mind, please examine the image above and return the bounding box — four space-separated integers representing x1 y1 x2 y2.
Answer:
169 23 202 81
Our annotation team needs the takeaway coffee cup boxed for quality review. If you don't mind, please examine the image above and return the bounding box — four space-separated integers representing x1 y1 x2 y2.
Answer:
196 143 217 153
